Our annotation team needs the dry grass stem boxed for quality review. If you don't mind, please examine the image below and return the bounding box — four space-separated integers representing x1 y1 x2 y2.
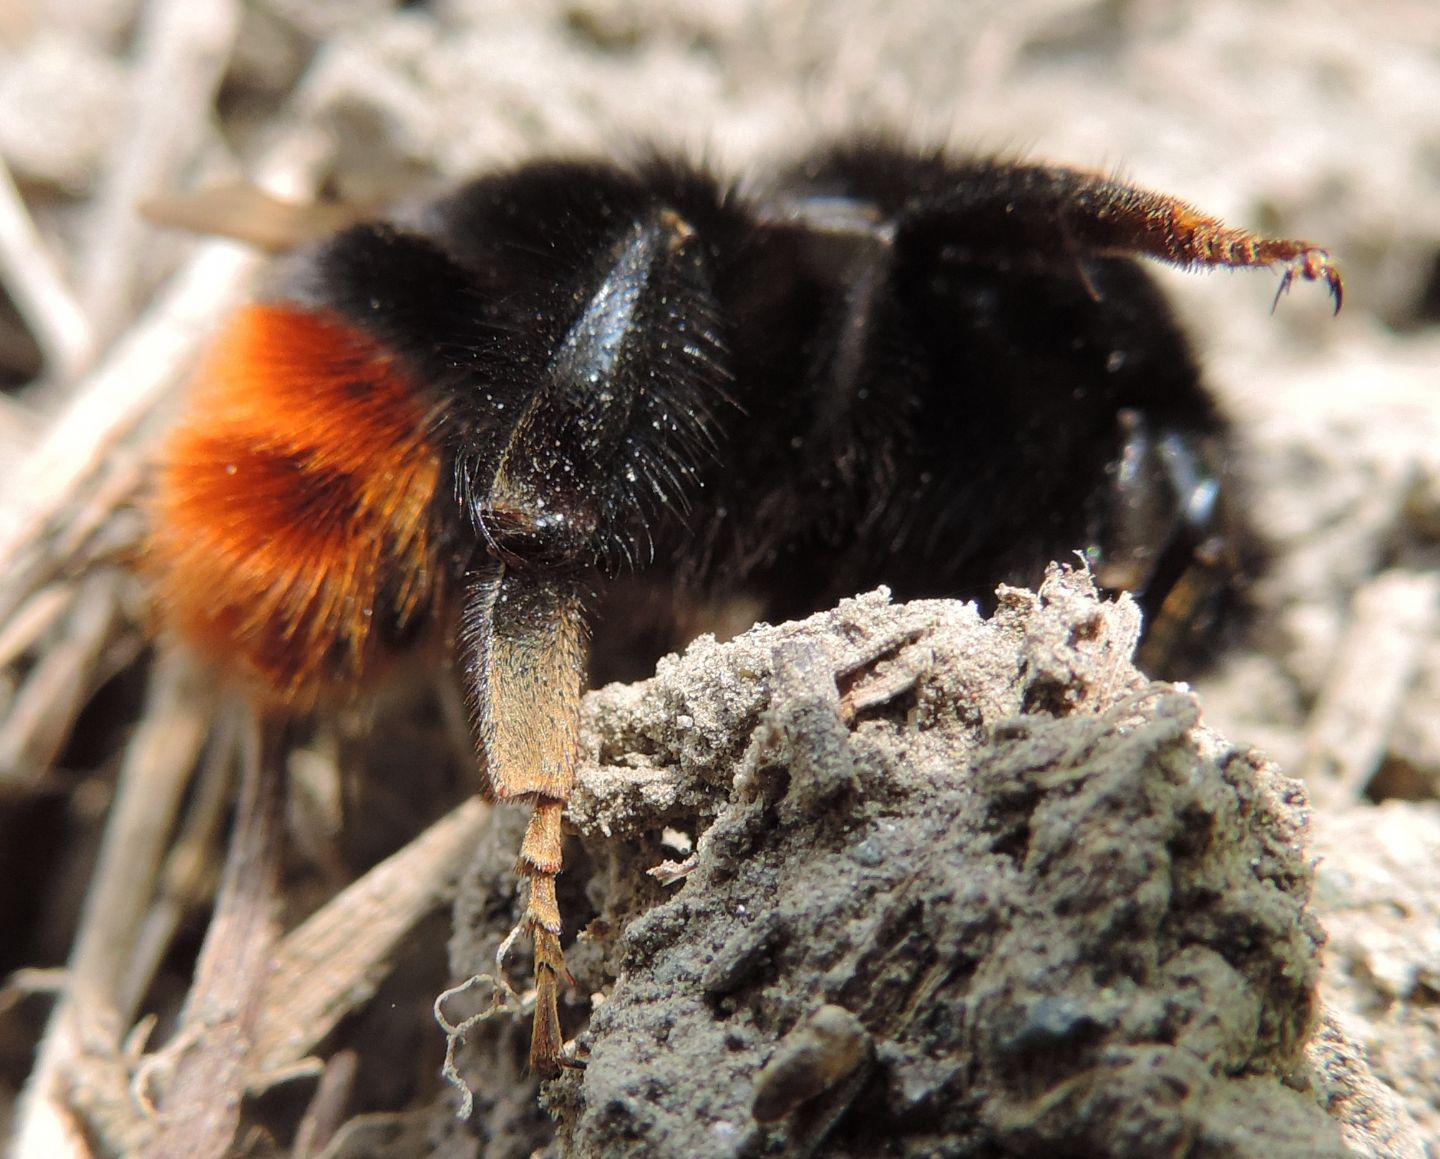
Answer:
78 0 243 349
10 652 216 1159
0 157 91 380
141 711 284 1159
1303 569 1440 806
254 795 491 1076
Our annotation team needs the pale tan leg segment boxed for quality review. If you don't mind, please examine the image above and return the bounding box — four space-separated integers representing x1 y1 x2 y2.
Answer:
461 565 589 1078
518 798 569 1076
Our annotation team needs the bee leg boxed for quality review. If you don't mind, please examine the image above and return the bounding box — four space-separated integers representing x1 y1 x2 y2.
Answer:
1092 182 1344 313
899 162 1343 312
518 798 570 1074
460 565 589 1078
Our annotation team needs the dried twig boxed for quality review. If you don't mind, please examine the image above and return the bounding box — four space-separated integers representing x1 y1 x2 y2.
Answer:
1303 569 1440 805
141 711 285 1159
119 706 242 1016
253 795 492 1075
78 0 243 348
0 156 92 380
11 651 216 1159
0 572 122 781
292 1050 360 1159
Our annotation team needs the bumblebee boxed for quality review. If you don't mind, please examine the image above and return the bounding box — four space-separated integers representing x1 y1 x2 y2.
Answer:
147 141 1341 1076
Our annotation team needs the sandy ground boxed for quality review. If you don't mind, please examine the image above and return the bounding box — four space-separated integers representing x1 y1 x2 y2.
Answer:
0 1 1437 1156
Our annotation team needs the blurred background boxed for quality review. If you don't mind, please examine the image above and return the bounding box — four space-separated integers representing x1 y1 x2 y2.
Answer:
0 0 1436 1151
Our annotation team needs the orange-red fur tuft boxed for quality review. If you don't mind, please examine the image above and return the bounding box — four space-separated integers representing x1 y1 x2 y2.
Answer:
149 304 446 708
